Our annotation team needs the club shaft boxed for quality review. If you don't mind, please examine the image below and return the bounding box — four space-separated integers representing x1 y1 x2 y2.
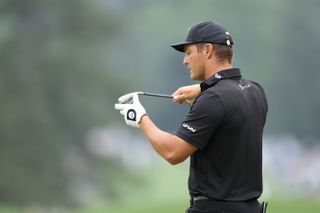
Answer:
142 92 173 99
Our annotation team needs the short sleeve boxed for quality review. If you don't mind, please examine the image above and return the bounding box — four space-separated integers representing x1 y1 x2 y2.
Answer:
175 91 225 150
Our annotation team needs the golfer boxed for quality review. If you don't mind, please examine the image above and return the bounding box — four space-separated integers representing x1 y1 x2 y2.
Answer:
115 21 268 213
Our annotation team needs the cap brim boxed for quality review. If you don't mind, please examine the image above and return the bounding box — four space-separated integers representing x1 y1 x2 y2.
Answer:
170 41 194 52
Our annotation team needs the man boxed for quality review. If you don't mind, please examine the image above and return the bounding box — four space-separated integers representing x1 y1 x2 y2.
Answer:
115 21 268 213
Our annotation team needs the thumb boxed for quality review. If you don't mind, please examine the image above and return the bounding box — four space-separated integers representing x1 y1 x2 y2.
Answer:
173 93 185 104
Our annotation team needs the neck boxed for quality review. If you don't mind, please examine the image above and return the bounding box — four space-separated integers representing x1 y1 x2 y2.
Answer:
205 62 232 80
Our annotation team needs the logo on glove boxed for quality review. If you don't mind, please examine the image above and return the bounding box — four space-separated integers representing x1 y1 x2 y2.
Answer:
127 109 137 121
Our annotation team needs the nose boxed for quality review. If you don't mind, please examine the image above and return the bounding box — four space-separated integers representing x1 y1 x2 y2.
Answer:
183 55 189 65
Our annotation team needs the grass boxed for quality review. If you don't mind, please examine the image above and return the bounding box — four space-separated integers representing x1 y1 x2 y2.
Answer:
71 197 320 213
1 163 320 213
2 198 320 213
267 198 320 213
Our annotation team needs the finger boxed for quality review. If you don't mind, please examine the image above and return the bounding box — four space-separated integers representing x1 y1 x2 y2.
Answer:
118 93 133 104
114 103 125 110
173 94 185 104
132 93 140 103
172 95 179 102
171 90 181 102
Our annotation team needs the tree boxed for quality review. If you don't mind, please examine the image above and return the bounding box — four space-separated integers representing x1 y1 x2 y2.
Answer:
0 0 131 205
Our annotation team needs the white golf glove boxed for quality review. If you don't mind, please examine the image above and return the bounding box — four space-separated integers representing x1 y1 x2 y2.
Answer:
114 92 147 128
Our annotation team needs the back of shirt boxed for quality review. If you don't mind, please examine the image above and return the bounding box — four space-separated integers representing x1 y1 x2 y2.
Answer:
175 68 268 201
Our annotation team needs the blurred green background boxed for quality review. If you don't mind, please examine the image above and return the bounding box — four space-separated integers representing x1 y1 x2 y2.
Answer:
1 0 320 212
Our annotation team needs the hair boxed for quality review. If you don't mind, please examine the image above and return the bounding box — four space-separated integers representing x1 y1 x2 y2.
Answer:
196 43 233 64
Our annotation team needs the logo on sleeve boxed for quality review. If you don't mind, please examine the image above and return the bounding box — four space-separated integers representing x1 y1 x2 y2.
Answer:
182 123 197 133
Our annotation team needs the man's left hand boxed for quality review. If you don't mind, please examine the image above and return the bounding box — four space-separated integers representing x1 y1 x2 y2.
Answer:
114 92 147 128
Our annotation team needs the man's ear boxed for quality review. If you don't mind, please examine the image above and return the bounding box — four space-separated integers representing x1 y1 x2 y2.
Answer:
205 43 214 58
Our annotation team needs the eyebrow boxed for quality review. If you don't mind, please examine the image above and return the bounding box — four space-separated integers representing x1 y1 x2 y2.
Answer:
184 45 193 52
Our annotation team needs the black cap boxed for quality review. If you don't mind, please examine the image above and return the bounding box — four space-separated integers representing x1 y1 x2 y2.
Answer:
171 21 234 52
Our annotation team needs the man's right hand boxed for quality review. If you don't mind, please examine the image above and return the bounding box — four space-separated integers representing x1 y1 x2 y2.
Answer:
171 84 201 106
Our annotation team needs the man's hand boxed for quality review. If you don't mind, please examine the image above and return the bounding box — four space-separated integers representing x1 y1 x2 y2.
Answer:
171 84 201 106
114 92 147 128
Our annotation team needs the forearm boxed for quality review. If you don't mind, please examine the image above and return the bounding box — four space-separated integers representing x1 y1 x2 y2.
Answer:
114 92 197 164
139 115 192 165
139 115 176 163
172 84 201 105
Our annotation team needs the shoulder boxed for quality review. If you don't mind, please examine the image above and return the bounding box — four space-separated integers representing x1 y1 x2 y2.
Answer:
248 80 266 92
246 79 268 101
204 78 239 101
190 88 225 119
196 88 223 105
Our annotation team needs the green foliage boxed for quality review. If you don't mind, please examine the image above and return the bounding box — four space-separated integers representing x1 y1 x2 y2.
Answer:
268 0 320 137
0 0 131 205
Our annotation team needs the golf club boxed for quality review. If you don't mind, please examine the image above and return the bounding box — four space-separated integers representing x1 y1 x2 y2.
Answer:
140 92 173 99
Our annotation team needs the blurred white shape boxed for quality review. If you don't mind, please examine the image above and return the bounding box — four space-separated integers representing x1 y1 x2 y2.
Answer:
86 126 159 168
263 134 320 199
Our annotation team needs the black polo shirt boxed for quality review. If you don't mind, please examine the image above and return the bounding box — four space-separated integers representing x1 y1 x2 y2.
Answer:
175 68 268 201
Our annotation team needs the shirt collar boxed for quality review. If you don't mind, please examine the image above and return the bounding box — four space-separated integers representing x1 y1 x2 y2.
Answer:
200 68 241 92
